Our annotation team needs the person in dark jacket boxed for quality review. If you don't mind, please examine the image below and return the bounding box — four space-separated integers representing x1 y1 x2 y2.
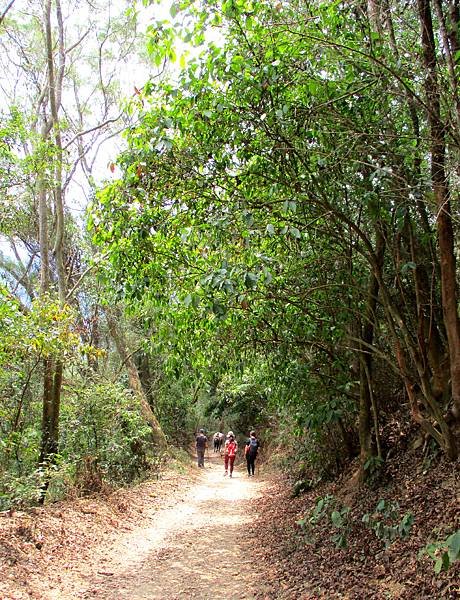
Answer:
195 429 208 467
244 430 260 477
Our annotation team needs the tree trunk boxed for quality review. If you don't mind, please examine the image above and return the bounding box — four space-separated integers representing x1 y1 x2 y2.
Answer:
38 0 67 503
37 5 53 499
106 309 167 450
407 218 449 406
417 0 460 422
367 0 383 36
358 229 385 482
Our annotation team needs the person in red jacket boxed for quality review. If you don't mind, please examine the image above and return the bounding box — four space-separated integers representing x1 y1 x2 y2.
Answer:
223 431 238 477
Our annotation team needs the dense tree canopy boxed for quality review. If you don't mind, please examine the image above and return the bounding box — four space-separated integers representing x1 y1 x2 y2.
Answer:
92 0 460 477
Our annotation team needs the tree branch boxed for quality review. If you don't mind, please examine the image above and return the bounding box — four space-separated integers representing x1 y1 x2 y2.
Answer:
0 0 16 26
62 115 123 150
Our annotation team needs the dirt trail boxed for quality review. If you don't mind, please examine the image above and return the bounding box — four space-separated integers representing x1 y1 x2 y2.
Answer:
44 452 267 600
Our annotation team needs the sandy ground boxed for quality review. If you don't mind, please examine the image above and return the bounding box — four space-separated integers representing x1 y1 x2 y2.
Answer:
2 451 267 600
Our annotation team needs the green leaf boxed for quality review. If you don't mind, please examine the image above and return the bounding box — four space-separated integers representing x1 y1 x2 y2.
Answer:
398 513 414 537
424 543 438 560
212 301 226 317
243 211 254 226
289 226 301 239
332 533 347 549
191 293 200 309
283 200 297 213
434 557 443 574
447 530 460 562
223 280 234 293
244 272 258 289
331 510 343 527
401 261 416 275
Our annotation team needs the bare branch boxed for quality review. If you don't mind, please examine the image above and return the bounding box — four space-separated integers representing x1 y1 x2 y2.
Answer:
0 0 16 26
66 252 109 301
62 114 123 150
65 26 92 55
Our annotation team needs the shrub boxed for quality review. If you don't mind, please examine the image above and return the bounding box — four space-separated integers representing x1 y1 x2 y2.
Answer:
420 530 460 574
60 382 154 489
362 499 414 547
296 494 351 548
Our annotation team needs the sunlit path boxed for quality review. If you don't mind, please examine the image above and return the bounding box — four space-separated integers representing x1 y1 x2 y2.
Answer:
46 453 267 600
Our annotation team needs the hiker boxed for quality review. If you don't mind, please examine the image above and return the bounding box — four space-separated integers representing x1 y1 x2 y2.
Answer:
223 431 238 477
244 430 260 477
195 428 208 468
213 432 222 452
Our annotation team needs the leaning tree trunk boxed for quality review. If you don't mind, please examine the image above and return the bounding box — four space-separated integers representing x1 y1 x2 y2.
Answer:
106 309 167 450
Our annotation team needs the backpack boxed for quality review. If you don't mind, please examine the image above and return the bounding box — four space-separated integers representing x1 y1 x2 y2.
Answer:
247 437 258 456
196 434 207 450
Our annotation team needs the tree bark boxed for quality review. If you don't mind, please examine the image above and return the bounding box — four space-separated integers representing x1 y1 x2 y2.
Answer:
407 217 449 406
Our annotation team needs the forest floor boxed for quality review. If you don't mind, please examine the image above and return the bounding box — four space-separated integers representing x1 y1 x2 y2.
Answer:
1 440 459 600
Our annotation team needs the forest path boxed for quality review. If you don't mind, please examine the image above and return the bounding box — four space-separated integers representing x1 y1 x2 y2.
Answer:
48 451 267 600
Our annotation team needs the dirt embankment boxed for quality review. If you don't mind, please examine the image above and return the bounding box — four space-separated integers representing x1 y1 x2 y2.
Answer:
248 450 460 599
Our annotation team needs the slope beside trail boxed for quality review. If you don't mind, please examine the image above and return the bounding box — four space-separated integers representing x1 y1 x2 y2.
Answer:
1 451 268 600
